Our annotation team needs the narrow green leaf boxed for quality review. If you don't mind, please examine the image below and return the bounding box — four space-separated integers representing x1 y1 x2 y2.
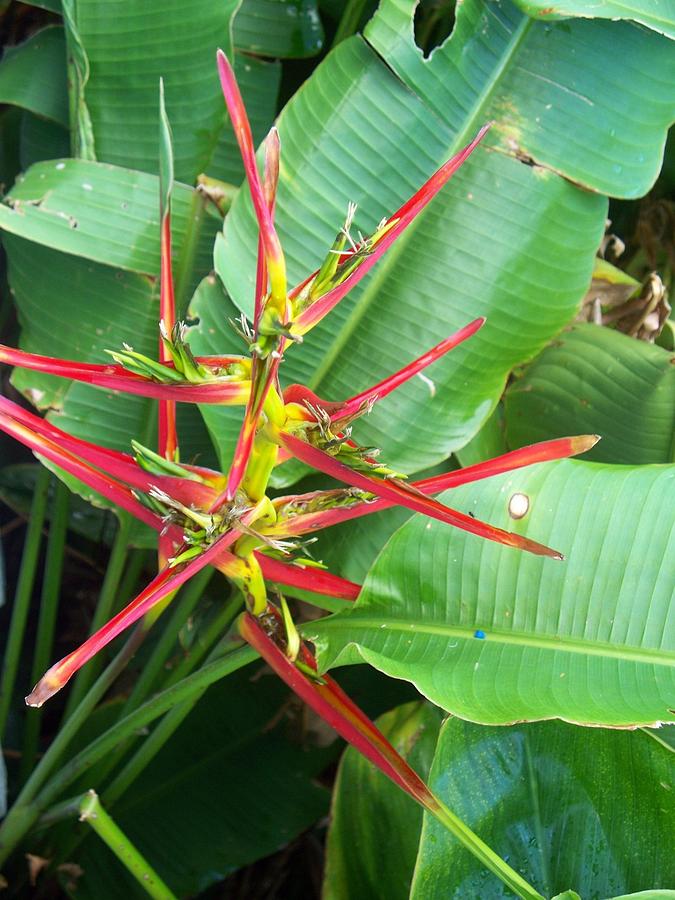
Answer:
61 0 96 159
158 78 174 223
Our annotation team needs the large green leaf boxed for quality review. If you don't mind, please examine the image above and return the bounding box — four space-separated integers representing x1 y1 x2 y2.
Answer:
325 703 675 898
18 112 69 170
414 718 675 898
210 0 673 476
0 159 219 276
309 461 675 726
367 0 674 198
504 324 675 465
0 26 68 126
234 0 324 57
20 0 324 59
65 0 239 182
205 21 610 476
513 0 675 40
323 702 444 900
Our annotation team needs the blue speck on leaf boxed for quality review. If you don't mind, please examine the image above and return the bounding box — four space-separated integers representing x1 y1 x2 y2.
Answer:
474 629 486 639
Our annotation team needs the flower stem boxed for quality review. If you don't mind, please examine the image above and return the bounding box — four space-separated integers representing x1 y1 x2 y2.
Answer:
20 479 70 783
120 567 213 714
0 467 50 739
77 789 177 899
0 645 258 864
61 512 133 720
0 626 146 865
426 798 545 900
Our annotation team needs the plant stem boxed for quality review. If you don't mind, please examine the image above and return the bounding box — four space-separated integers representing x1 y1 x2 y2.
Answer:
159 593 241 690
75 574 228 800
78 790 177 899
332 0 369 47
428 798 545 900
116 547 147 615
43 644 255 803
103 601 242 807
121 567 212 715
0 627 146 864
0 645 257 864
62 512 133 720
0 467 50 739
20 480 70 783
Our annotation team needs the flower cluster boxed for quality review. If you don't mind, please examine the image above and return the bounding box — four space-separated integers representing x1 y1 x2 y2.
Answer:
0 51 596 853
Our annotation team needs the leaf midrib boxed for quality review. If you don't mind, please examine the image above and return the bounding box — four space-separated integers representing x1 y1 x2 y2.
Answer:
310 617 675 667
308 12 533 392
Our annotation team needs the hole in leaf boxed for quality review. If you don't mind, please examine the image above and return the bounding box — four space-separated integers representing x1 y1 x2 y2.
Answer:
413 0 457 59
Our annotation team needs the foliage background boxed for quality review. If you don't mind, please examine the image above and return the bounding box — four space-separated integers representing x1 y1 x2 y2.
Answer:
0 0 672 897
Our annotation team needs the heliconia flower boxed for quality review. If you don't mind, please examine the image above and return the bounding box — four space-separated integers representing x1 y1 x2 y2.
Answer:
0 56 602 894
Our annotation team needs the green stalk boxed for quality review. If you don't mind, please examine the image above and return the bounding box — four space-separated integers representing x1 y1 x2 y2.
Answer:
103 598 242 807
62 513 133 720
115 548 147 614
159 593 241 690
428 799 545 900
0 467 50 739
121 567 212 715
73 570 220 797
103 695 201 809
0 645 257 864
78 790 177 899
332 0 369 47
20 480 70 783
0 627 146 864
